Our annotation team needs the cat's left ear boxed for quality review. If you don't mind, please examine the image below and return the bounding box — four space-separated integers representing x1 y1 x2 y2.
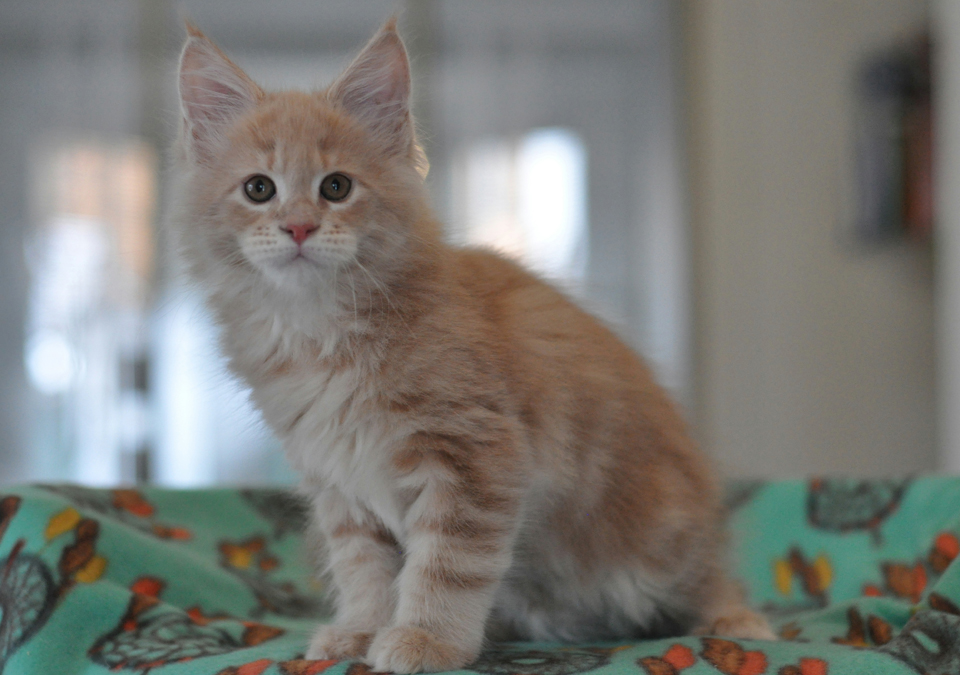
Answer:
329 19 416 161
178 23 263 163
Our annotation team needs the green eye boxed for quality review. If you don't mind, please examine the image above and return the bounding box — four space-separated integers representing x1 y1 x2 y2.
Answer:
319 173 352 202
243 175 276 203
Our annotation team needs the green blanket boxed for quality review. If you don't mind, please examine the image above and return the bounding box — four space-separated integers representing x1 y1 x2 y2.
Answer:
1 478 958 675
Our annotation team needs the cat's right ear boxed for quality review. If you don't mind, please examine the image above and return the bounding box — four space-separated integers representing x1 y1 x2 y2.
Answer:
178 23 262 163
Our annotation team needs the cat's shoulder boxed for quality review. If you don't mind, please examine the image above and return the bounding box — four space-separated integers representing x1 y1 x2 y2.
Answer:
451 247 528 278
447 247 549 299
442 246 589 333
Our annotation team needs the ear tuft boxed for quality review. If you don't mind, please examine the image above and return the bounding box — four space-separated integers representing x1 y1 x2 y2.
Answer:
184 21 206 40
178 25 262 162
329 20 414 159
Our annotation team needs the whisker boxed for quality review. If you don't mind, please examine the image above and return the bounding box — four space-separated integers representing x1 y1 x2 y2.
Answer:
349 271 359 331
355 260 414 338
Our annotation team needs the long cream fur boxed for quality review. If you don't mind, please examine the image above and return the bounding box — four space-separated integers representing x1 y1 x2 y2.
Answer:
171 18 774 674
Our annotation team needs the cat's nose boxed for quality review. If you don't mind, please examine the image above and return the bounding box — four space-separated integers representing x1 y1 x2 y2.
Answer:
281 222 319 246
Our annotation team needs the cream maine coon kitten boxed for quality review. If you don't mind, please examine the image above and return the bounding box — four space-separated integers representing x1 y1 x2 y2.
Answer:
172 19 774 674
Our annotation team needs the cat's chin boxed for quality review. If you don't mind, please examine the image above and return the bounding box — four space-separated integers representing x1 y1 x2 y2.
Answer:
256 256 335 294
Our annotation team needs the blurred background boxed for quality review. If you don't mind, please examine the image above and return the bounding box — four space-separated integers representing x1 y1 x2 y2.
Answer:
0 0 953 486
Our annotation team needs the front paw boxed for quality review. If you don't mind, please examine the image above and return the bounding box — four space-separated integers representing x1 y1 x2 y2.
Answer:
307 624 375 660
697 609 778 641
367 625 477 673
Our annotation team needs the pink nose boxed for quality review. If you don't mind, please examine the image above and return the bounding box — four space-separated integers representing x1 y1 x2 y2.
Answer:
282 222 319 245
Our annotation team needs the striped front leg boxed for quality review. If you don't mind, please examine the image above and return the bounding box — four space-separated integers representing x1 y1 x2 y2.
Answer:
367 440 522 672
306 487 401 661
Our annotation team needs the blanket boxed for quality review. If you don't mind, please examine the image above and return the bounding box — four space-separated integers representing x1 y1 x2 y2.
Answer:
0 478 958 675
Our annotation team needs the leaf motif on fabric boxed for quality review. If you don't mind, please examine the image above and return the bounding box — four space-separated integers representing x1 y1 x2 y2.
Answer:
343 664 391 675
112 490 155 518
868 615 894 645
217 536 330 619
470 647 612 675
778 622 802 641
830 606 895 648
638 643 697 675
699 638 768 675
0 497 21 545
806 478 910 545
75 555 107 584
89 576 285 672
928 592 960 615
44 508 81 540
0 541 58 675
777 658 827 675
770 548 831 610
218 659 341 675
220 537 265 570
216 658 275 675
36 485 192 541
929 532 960 574
58 518 98 579
831 607 868 648
276 659 339 675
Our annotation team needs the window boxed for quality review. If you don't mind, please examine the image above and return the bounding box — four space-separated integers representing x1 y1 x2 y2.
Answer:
25 139 155 485
453 128 588 289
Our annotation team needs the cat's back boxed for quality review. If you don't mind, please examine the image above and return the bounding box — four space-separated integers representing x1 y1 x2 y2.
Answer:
445 246 700 477
446 248 720 596
448 247 653 386
449 247 602 340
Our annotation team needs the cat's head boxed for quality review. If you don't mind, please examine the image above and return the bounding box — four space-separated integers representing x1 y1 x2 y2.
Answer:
173 19 433 301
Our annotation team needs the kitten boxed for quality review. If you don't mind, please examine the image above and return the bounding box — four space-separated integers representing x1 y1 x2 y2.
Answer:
172 18 774 674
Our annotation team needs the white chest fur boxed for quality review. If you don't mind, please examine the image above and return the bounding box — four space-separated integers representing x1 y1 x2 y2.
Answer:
252 363 408 535
218 299 409 535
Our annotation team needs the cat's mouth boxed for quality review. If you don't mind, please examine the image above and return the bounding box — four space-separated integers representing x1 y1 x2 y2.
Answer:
285 250 324 270
273 244 351 272
294 246 337 266
239 231 357 281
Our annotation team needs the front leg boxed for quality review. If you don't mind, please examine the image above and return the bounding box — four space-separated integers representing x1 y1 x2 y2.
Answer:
307 487 401 660
368 435 523 673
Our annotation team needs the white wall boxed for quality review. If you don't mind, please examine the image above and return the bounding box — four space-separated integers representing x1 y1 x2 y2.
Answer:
935 0 960 472
684 0 936 477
